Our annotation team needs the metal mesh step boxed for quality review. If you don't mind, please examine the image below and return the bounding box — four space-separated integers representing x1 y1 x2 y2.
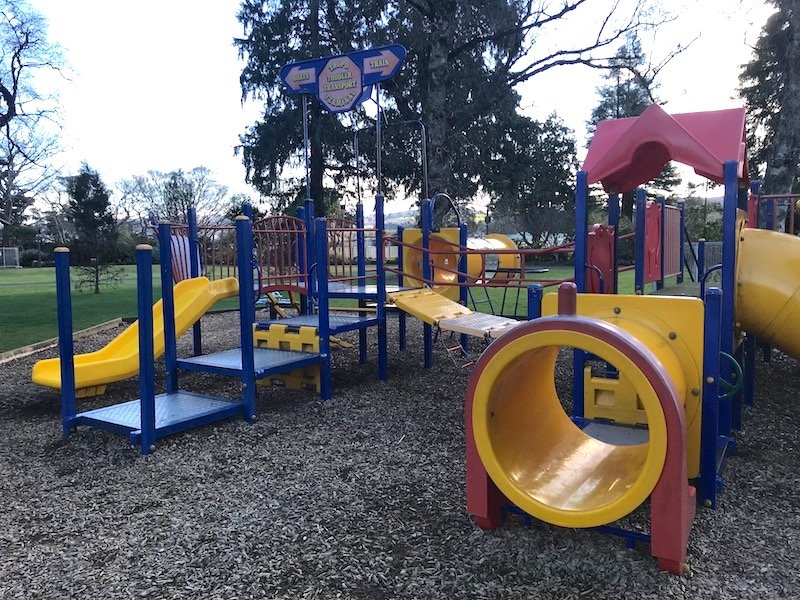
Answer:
438 312 522 339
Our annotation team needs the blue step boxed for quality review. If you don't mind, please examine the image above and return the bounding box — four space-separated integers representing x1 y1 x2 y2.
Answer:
72 391 243 443
176 346 324 378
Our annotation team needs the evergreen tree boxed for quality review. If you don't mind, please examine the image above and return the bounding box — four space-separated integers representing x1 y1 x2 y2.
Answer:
487 113 579 247
587 33 681 218
739 1 800 197
64 164 120 294
236 1 662 218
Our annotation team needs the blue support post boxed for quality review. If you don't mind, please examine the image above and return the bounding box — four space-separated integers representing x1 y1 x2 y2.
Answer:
657 197 666 290
397 225 407 351
315 217 333 399
296 206 309 315
700 286 722 508
375 194 388 380
235 216 257 421
356 202 366 279
572 172 590 418
744 333 756 406
766 197 775 231
732 344 744 430
356 202 368 363
136 245 157 456
421 199 433 368
634 188 646 294
458 223 469 355
243 202 253 219
749 181 761 227
158 224 179 394
527 285 543 320
734 186 749 413
55 248 77 437
574 171 588 292
720 161 739 435
187 207 202 356
303 201 316 313
698 239 706 282
678 201 686 284
608 193 620 293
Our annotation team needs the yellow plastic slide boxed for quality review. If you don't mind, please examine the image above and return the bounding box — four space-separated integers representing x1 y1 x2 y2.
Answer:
32 277 239 397
736 227 800 359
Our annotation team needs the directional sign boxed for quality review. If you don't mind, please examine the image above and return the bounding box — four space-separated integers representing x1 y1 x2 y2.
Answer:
318 55 362 112
283 64 317 93
279 45 407 113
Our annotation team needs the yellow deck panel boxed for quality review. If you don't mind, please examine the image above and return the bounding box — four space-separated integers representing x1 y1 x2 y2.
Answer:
388 288 472 325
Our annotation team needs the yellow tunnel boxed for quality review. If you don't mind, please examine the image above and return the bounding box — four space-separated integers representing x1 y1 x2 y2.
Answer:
471 296 699 528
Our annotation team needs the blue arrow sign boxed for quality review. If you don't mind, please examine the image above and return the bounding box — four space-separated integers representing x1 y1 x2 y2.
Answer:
279 45 406 113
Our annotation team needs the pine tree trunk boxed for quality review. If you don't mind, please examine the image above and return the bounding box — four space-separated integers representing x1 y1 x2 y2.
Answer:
764 0 800 198
308 0 326 217
425 2 456 224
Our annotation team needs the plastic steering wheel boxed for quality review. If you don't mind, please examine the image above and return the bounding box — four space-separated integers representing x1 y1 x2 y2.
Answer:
718 352 743 400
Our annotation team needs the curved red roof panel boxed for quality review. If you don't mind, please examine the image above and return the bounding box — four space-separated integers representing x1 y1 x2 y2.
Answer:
582 104 748 192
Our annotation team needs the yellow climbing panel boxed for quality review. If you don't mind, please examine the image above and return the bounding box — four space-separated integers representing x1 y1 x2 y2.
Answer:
254 325 320 392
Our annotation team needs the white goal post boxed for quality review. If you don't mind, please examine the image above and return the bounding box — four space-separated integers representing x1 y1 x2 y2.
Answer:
0 247 20 268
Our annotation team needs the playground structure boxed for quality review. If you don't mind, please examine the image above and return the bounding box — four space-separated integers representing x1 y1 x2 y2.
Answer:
28 37 800 575
464 104 800 573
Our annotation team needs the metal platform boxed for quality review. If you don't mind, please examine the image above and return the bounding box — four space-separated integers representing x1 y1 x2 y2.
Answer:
438 312 522 339
177 347 323 378
255 313 378 334
650 281 701 297
581 421 649 446
72 391 243 442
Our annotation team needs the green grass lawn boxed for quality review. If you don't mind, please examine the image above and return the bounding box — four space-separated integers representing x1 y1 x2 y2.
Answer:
0 264 648 353
0 266 162 353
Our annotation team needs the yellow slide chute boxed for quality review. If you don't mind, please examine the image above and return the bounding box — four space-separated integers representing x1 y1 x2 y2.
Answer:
736 227 800 359
32 277 239 397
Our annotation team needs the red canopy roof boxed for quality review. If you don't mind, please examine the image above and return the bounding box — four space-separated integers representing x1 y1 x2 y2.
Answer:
582 104 749 193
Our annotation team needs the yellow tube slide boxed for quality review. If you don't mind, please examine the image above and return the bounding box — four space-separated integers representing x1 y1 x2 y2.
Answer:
32 277 239 396
737 228 800 358
402 228 520 300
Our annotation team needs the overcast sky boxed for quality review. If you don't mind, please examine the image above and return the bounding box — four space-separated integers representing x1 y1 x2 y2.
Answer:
27 0 775 207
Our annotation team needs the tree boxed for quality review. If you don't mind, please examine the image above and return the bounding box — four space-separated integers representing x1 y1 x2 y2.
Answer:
224 192 268 222
236 1 672 219
0 115 60 246
0 1 63 246
486 113 579 246
587 32 681 218
117 167 230 229
64 164 120 294
739 1 800 199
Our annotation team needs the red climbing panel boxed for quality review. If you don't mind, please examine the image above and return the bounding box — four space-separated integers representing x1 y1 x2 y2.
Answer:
587 224 615 293
644 201 661 284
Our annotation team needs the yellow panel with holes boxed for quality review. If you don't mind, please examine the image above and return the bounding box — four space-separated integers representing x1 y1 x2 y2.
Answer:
254 326 320 392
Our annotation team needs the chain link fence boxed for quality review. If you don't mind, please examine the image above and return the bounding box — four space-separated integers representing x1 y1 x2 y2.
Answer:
685 241 722 284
